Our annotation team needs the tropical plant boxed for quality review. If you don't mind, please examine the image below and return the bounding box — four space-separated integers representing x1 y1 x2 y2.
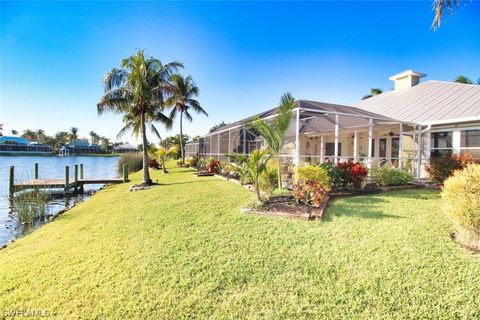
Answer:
317 162 345 189
116 110 171 143
0 123 3 136
297 165 331 189
432 0 466 30
454 75 474 84
337 161 369 189
159 134 191 150
97 49 182 184
251 92 295 189
293 165 331 208
89 131 101 145
156 147 173 173
165 74 207 165
362 88 383 100
230 149 271 202
11 129 18 136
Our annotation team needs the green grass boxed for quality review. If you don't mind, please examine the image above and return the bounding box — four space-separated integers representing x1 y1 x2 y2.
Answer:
1 164 479 319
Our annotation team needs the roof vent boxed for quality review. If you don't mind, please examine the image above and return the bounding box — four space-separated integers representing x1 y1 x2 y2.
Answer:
389 70 426 91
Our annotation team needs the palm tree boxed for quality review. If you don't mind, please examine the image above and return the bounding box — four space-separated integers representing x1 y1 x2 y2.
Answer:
251 92 295 189
97 49 182 185
69 127 79 141
89 131 101 145
0 124 3 136
432 0 463 30
230 149 271 202
35 129 46 143
477 78 480 85
11 129 18 136
454 75 473 84
362 88 383 100
165 74 207 165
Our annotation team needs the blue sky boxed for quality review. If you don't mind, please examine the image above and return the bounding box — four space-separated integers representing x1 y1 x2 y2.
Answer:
1 1 479 144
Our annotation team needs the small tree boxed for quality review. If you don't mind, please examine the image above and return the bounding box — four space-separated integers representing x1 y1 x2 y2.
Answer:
231 149 271 203
156 147 169 173
251 93 295 189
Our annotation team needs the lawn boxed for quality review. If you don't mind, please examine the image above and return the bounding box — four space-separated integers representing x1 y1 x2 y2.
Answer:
0 165 479 319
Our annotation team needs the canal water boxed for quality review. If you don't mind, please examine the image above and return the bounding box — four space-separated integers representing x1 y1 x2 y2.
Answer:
0 155 119 247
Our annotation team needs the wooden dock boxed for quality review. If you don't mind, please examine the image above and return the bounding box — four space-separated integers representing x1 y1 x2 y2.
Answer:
9 163 128 196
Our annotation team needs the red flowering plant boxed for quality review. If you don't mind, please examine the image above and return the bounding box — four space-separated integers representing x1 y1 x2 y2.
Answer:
293 165 331 208
207 159 221 173
337 160 368 189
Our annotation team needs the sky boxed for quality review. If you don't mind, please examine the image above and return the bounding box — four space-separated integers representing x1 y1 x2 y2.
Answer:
1 1 479 144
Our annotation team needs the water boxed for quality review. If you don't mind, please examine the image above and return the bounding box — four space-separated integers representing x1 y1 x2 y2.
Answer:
0 155 119 246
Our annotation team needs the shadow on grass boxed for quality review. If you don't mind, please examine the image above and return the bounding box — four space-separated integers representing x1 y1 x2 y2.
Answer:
323 194 405 221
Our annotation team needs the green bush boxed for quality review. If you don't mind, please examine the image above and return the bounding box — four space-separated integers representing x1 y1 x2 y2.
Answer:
316 162 345 189
118 152 144 173
297 165 331 189
442 164 480 244
370 167 414 186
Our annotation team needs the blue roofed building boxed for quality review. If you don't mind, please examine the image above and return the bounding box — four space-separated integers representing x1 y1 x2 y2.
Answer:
0 136 53 154
59 140 103 156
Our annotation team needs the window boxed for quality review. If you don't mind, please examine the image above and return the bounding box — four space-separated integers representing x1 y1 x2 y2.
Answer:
325 143 341 157
391 137 399 159
431 132 453 157
379 138 386 159
460 129 480 160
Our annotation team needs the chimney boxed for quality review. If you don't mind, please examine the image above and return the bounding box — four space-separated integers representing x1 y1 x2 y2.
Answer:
389 70 426 91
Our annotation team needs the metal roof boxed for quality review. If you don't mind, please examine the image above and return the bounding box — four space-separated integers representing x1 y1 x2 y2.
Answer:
353 81 480 125
0 136 31 145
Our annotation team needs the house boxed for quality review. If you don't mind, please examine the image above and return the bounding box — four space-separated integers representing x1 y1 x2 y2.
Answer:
59 140 103 156
113 143 139 153
185 70 480 179
0 136 53 154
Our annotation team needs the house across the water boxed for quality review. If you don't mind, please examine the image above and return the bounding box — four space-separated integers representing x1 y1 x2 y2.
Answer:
0 136 53 155
59 141 103 156
113 143 139 153
185 70 480 179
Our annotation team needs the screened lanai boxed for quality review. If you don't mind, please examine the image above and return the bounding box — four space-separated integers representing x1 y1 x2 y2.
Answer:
185 100 426 178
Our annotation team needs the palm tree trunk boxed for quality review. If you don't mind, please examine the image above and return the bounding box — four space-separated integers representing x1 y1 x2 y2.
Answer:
140 111 152 184
180 110 184 165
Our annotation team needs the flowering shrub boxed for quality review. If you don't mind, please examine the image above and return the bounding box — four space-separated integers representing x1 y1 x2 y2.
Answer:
337 161 368 189
293 165 330 207
426 153 474 184
370 167 413 186
207 159 221 173
317 162 345 189
187 156 199 168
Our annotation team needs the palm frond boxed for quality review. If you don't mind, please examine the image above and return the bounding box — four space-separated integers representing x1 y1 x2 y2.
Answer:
432 0 462 30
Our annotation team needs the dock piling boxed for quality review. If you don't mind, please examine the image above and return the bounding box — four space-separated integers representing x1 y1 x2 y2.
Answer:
123 165 129 182
74 165 79 192
9 166 14 198
80 164 84 179
65 166 70 192
34 163 39 179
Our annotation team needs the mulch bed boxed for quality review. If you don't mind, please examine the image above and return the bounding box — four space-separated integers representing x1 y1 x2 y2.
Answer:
243 196 329 221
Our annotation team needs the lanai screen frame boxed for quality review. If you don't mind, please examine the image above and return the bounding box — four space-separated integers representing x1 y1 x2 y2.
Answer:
185 100 424 178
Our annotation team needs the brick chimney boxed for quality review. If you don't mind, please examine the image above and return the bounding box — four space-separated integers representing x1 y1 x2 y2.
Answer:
389 70 426 90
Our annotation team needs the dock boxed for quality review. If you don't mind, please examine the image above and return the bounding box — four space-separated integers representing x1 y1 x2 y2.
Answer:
9 163 129 196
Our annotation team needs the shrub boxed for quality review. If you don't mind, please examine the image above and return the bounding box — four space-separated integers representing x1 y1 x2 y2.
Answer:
259 166 278 196
186 156 199 168
337 161 368 189
442 164 480 246
293 165 331 207
317 162 345 189
370 167 414 186
297 165 331 189
426 153 474 184
118 152 143 173
148 158 159 169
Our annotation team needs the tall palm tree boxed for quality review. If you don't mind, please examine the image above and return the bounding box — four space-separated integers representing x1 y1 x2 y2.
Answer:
432 0 463 30
362 88 383 100
251 92 295 189
165 74 207 165
0 123 3 136
11 129 18 136
69 127 79 141
97 49 182 184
